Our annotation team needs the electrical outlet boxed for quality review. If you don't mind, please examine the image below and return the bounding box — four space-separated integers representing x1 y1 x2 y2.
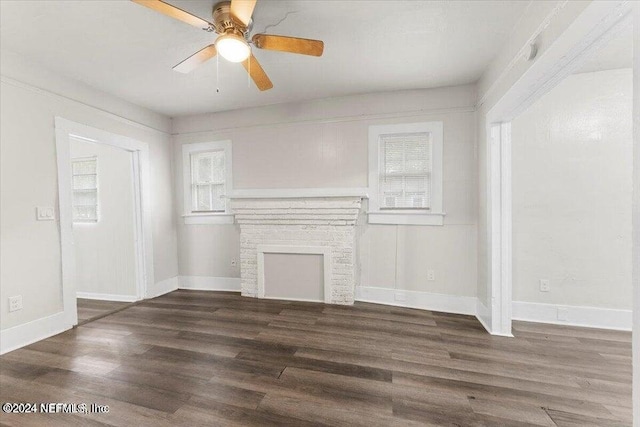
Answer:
427 270 435 281
231 258 237 267
9 295 22 312
557 307 569 321
539 279 550 292
394 292 406 302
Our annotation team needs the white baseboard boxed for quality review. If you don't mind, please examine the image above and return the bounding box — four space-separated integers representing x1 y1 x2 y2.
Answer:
178 275 241 292
355 286 477 315
0 311 71 355
475 299 492 333
76 292 138 302
148 276 179 298
512 301 632 331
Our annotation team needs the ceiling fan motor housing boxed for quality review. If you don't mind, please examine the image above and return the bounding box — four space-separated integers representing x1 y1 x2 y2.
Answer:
213 1 250 36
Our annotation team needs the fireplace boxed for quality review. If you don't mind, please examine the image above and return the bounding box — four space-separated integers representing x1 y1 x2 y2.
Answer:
230 195 363 304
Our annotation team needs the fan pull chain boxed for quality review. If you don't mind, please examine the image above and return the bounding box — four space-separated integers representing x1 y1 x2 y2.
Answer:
248 50 251 88
216 54 220 93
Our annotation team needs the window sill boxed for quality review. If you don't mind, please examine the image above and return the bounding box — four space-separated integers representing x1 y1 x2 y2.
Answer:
183 213 234 225
367 211 445 226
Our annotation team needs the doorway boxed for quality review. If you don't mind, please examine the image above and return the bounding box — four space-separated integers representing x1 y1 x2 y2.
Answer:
55 118 154 326
70 137 139 323
510 54 633 330
483 6 635 337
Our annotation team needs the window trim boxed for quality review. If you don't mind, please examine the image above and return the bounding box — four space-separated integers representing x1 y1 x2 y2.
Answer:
182 140 233 225
368 121 444 225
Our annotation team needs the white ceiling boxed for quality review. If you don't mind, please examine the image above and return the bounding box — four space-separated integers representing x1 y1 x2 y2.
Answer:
0 0 528 117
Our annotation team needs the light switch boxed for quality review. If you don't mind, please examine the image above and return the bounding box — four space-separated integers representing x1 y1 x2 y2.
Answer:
36 206 55 221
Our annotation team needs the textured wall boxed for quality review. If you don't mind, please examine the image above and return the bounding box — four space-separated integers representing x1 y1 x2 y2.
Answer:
511 69 633 309
0 53 177 330
173 86 478 300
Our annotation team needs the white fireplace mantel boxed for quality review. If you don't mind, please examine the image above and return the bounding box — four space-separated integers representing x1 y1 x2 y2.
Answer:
230 194 363 305
228 187 369 199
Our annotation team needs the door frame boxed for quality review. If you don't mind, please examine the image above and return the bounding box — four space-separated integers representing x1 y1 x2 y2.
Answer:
55 117 155 326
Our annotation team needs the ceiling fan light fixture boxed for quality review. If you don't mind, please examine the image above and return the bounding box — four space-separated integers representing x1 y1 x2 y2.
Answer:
215 32 250 63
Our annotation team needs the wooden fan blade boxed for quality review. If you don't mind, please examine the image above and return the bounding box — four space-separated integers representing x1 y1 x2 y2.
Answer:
252 34 324 57
230 0 257 27
173 45 217 73
241 53 273 91
132 0 213 29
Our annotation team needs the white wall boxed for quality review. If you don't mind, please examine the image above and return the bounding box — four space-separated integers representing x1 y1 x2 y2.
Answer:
512 68 633 309
0 51 178 331
70 139 137 298
173 85 478 301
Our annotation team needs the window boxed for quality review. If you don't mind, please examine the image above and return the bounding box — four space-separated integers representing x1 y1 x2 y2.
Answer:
191 150 226 212
368 122 444 225
182 140 233 224
71 157 98 223
379 132 431 210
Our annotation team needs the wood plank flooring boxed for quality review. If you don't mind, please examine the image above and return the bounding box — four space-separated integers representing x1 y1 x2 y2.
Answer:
76 299 133 324
0 290 632 426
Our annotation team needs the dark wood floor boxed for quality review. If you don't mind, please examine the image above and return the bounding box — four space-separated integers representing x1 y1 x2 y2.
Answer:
0 290 632 426
76 298 133 324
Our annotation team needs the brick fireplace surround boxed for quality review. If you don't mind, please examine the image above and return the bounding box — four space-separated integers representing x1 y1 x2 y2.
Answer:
230 196 363 304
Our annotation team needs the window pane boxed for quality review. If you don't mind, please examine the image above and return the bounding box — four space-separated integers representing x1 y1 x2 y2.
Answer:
211 183 225 211
383 140 404 174
404 136 430 173
405 176 427 193
196 154 213 182
72 160 96 175
211 151 225 183
73 174 97 190
380 175 403 193
194 184 212 211
73 206 97 221
192 151 225 184
73 189 97 206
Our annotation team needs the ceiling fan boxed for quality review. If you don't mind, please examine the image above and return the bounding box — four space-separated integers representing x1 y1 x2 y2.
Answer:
132 0 324 91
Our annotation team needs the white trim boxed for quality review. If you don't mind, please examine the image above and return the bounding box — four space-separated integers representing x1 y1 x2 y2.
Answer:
368 121 444 225
228 187 369 199
367 212 445 226
76 292 138 302
483 2 633 337
182 140 233 221
0 311 70 355
182 213 235 225
355 286 476 316
488 123 506 335
512 301 632 331
55 122 78 327
632 4 640 425
476 1 570 108
499 123 512 337
475 298 495 334
55 118 155 328
148 276 179 298
178 276 241 291
256 245 331 304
